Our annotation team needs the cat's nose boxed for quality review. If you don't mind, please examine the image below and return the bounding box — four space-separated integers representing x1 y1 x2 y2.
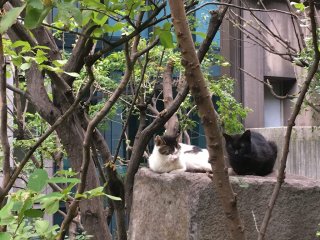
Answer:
235 150 239 155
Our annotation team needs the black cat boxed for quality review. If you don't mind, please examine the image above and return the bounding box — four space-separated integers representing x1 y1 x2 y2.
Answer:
223 130 277 176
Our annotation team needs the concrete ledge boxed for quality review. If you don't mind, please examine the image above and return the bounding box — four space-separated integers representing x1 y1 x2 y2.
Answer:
129 168 320 240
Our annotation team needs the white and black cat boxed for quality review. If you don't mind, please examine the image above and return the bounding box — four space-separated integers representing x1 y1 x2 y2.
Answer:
223 130 277 176
148 134 212 173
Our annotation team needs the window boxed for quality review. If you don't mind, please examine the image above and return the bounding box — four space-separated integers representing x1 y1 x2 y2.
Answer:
264 77 295 127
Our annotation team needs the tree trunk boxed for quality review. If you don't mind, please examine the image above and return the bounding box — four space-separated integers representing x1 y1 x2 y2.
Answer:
168 0 246 239
56 122 112 240
163 60 179 135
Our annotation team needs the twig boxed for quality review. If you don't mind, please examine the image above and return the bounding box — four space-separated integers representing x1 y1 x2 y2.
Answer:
188 1 299 17
0 35 11 192
239 67 298 99
258 1 320 239
6 83 31 101
125 0 232 219
112 51 150 164
305 99 320 113
0 69 94 205
58 39 159 236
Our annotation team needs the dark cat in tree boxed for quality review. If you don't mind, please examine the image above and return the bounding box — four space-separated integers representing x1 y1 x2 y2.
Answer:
223 130 277 176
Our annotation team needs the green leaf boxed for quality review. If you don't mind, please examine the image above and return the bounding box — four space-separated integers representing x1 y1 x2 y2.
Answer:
27 169 49 192
33 45 51 50
52 59 68 67
291 2 305 11
154 23 174 49
43 200 59 214
0 232 11 240
27 0 43 9
41 65 63 73
0 5 26 34
24 5 51 29
192 31 206 39
35 49 48 64
61 183 77 195
64 72 80 78
11 40 31 49
56 2 83 26
18 198 33 221
37 192 63 214
0 199 14 217
106 194 122 201
37 192 64 202
0 200 15 225
48 177 80 184
75 193 87 199
20 62 31 71
24 209 44 218
92 12 108 26
35 220 50 235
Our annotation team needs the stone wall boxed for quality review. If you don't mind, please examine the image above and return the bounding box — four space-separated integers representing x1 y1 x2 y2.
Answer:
129 168 320 240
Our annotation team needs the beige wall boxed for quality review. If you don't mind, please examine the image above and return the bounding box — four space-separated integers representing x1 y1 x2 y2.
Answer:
221 0 319 127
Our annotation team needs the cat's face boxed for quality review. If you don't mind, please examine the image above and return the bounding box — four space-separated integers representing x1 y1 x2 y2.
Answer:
223 130 251 158
155 135 180 155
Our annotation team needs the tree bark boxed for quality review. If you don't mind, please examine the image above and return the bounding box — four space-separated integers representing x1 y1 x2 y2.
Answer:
0 35 10 192
168 0 246 239
125 1 231 219
163 59 179 135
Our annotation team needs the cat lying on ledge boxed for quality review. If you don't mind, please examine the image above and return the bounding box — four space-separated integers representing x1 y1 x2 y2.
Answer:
223 130 277 176
148 130 278 176
148 134 212 173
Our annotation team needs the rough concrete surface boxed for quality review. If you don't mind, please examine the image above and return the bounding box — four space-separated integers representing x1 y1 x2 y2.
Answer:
253 127 320 180
128 168 320 240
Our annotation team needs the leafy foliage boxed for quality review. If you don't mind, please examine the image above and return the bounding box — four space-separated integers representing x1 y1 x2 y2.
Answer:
0 169 119 239
209 76 250 134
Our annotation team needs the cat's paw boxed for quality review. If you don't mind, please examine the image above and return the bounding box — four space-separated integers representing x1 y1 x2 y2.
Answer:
168 155 179 162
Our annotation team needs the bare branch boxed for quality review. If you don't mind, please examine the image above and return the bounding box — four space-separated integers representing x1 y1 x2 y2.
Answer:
163 59 179 135
6 83 31 101
0 35 11 191
239 67 298 100
0 72 94 205
305 99 320 113
258 1 320 239
193 1 299 17
125 1 229 217
113 51 150 164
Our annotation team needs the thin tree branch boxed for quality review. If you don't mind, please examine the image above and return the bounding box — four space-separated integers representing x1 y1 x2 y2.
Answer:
258 1 320 239
305 99 320 113
197 0 232 62
239 67 298 99
6 83 31 101
0 72 94 205
125 1 230 217
113 52 150 164
85 3 166 66
0 35 11 191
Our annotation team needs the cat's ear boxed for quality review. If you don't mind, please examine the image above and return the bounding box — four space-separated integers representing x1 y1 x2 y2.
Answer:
155 135 164 146
223 133 232 143
241 130 251 140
